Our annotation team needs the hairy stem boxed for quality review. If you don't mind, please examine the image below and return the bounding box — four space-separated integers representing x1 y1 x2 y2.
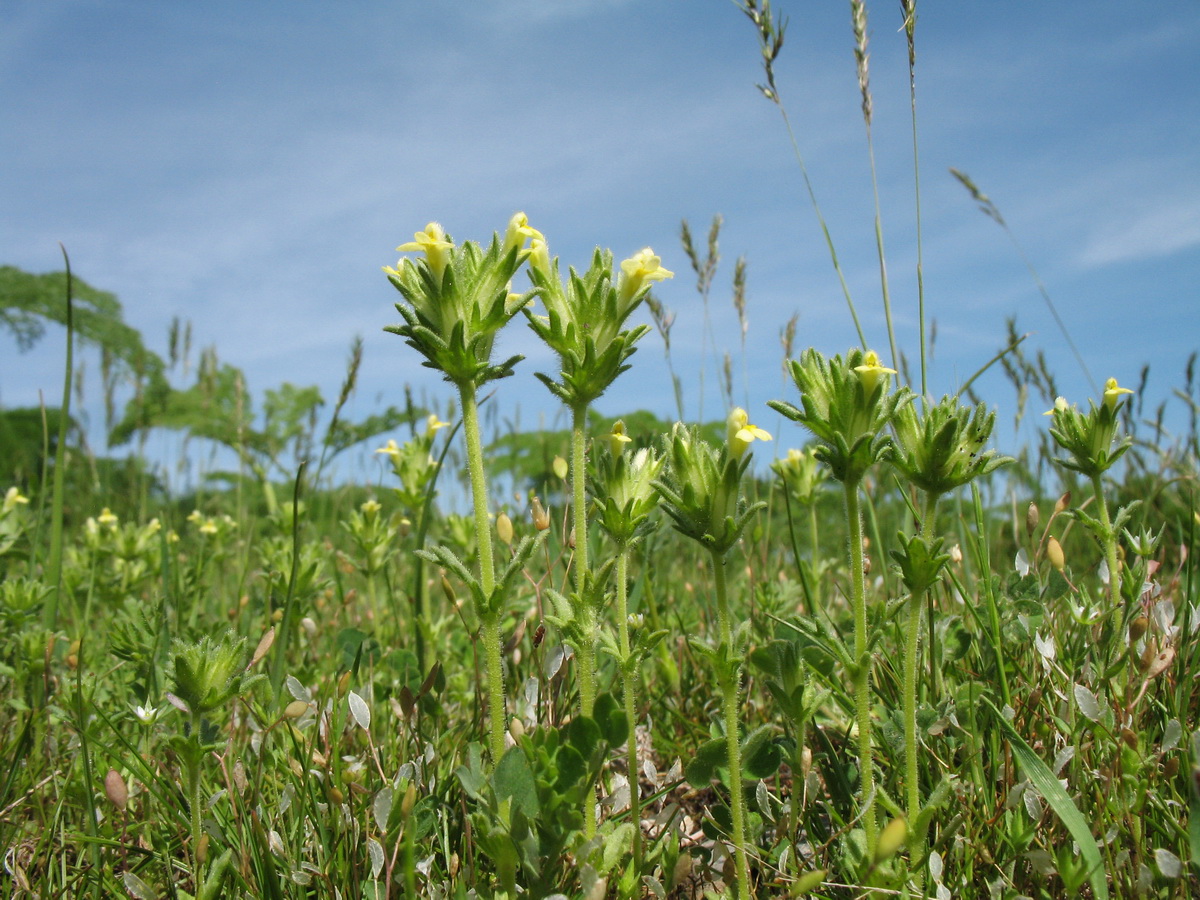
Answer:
616 549 643 872
712 549 751 900
845 478 877 857
458 382 505 761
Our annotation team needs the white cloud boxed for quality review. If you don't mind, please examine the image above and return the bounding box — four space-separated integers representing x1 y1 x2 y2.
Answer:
1077 199 1200 268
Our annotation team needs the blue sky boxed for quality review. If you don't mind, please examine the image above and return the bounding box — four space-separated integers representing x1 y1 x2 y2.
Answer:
3 1 1198 484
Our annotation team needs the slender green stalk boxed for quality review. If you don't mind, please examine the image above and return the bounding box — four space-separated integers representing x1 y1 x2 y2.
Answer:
42 246 74 634
844 478 877 857
615 549 642 871
1090 473 1122 608
902 0 928 397
712 549 751 900
903 491 940 868
269 462 306 698
458 382 505 761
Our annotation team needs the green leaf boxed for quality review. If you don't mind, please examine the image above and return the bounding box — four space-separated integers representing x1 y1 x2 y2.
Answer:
493 746 539 819
742 725 783 779
593 692 628 747
685 737 729 788
984 698 1109 900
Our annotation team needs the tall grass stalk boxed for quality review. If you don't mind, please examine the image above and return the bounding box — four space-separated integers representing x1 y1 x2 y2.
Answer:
41 245 74 635
851 0 898 372
737 0 867 349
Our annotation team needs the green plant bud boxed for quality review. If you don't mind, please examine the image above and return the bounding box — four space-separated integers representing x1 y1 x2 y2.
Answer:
791 869 826 896
509 716 525 740
552 455 569 480
875 816 908 862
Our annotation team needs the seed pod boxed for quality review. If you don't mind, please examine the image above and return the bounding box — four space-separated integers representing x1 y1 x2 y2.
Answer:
1120 728 1138 749
1026 502 1039 536
509 716 525 740
530 496 550 531
496 513 514 545
283 700 310 720
1128 615 1149 643
105 769 128 811
1055 491 1071 514
401 781 417 818
1046 536 1065 571
875 816 908 862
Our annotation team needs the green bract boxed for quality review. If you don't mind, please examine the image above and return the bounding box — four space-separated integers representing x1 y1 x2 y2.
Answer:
384 218 538 387
523 246 663 409
769 348 911 484
653 423 763 555
592 436 663 548
891 395 1012 499
1045 379 1133 479
169 631 263 717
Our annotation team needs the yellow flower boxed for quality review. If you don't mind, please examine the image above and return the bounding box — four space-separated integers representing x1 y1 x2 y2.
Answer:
1102 377 1134 411
502 211 542 255
606 420 634 457
199 518 219 536
397 222 454 281
375 439 402 459
360 499 382 516
727 407 772 460
618 247 674 304
3 487 29 513
853 350 897 394
425 414 450 435
1043 396 1070 416
186 509 203 524
97 508 119 527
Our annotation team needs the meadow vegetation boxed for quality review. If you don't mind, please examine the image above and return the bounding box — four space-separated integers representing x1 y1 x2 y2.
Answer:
1 2 1197 897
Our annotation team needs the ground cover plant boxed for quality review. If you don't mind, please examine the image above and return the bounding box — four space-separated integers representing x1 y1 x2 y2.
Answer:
1 2 1198 898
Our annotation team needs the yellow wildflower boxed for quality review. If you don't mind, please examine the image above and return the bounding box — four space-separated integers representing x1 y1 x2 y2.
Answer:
397 222 454 281
727 407 772 460
618 247 674 304
853 350 897 394
1102 377 1134 411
